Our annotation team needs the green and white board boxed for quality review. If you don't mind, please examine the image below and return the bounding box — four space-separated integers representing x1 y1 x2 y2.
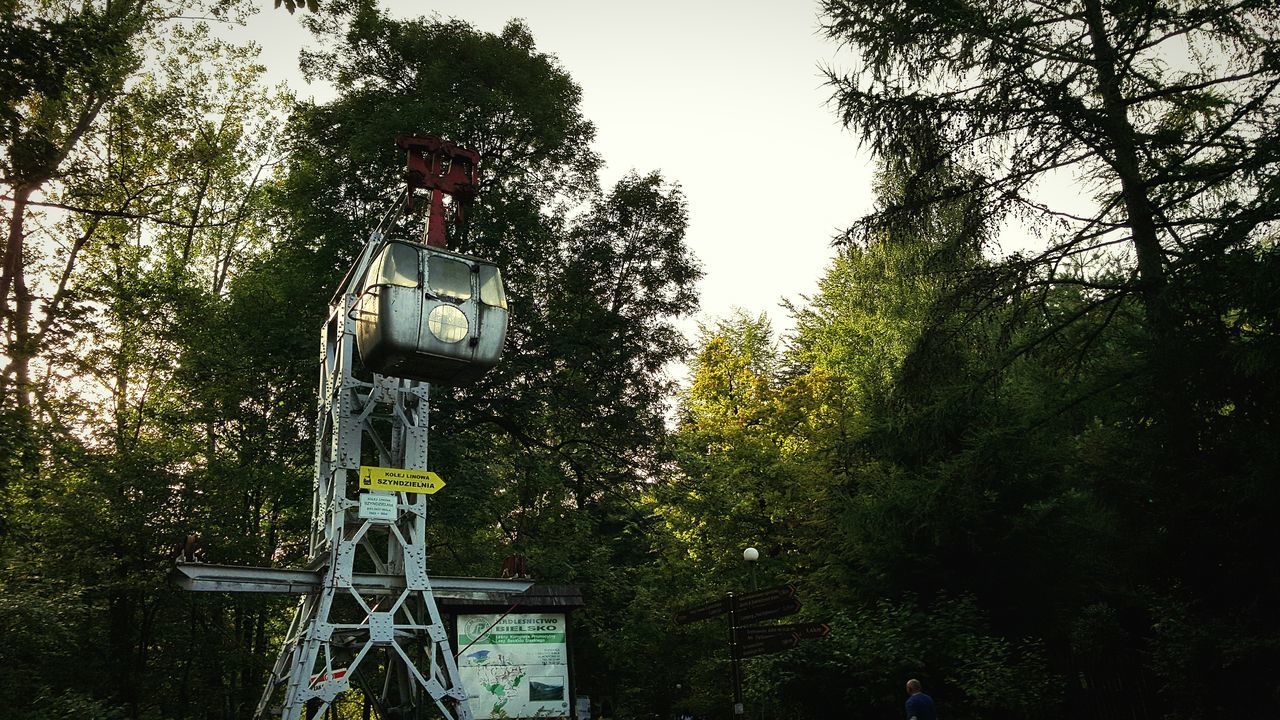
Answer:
458 613 570 719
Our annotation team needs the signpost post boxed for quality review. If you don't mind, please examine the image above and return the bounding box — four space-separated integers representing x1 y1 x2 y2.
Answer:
675 585 831 719
728 593 744 718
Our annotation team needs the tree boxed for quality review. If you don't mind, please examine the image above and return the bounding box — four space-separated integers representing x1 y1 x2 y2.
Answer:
0 0 257 491
664 311 787 583
821 2 1280 715
660 292 1067 718
0 18 291 718
821 0 1280 341
655 312 803 717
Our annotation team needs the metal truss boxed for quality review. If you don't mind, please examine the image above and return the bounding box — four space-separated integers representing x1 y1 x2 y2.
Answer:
255 289 474 720
172 563 531 598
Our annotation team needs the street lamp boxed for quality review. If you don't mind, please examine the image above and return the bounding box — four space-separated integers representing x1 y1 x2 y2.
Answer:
743 546 759 590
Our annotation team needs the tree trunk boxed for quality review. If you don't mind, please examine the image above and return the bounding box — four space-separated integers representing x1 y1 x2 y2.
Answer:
1 184 33 321
1081 0 1171 337
1 184 42 483
108 590 141 717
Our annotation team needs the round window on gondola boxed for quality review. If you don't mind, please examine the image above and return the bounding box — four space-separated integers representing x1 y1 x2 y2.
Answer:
428 256 472 301
427 304 469 343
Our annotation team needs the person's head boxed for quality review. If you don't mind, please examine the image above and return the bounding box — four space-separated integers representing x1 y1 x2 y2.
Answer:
906 679 922 695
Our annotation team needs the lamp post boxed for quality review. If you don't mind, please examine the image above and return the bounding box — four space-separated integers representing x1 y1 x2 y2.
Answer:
729 546 760 719
739 547 762 720
743 546 759 591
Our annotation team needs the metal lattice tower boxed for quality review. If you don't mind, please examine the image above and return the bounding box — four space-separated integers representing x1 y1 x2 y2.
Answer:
169 136 497 720
254 135 491 719
255 281 473 720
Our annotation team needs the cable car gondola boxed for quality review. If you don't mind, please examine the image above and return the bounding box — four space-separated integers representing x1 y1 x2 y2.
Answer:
354 239 507 385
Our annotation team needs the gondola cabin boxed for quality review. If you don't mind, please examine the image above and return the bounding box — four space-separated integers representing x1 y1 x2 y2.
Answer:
355 240 508 385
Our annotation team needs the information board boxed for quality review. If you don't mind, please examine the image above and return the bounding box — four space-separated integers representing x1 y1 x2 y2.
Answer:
457 613 570 719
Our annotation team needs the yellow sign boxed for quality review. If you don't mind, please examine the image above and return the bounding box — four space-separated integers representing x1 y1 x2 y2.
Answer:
358 466 446 494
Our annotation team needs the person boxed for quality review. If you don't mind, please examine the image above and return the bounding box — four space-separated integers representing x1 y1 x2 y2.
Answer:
905 678 937 720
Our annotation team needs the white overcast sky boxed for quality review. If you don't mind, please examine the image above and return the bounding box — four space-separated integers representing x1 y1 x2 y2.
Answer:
225 0 876 342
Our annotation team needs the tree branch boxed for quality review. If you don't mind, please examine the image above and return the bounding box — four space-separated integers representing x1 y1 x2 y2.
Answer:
4 197 235 230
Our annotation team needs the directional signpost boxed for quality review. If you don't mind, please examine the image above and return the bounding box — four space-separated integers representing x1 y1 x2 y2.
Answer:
674 585 831 718
674 585 800 621
735 597 802 624
673 598 730 625
735 584 796 607
735 633 799 659
734 622 832 643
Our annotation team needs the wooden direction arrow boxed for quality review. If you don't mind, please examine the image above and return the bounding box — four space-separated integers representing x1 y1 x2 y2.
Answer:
674 585 808 625
734 597 801 624
734 632 800 659
735 622 831 643
674 597 729 624
732 584 797 610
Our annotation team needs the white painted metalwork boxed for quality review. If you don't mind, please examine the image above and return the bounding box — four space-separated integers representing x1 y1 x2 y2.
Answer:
250 226 477 720
172 562 532 598
171 172 504 718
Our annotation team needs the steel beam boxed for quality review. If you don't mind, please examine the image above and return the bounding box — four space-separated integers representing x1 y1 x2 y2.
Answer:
173 562 533 599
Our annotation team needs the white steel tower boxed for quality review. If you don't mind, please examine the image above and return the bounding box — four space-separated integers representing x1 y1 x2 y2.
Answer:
175 136 508 720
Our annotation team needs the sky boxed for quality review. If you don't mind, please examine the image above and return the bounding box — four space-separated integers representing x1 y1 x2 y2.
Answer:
225 1 876 343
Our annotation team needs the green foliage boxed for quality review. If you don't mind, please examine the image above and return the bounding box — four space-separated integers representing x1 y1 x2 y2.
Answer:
23 688 129 720
757 596 1052 720
634 4 1280 717
662 89 1277 717
0 12 295 717
2 4 1276 720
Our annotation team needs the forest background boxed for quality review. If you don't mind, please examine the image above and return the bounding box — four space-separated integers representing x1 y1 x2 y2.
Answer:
1 1 1278 719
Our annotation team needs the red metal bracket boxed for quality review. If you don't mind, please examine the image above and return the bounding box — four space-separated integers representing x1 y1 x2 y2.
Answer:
395 134 482 248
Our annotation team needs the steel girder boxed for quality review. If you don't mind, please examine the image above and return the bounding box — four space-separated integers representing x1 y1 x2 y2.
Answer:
255 293 474 720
